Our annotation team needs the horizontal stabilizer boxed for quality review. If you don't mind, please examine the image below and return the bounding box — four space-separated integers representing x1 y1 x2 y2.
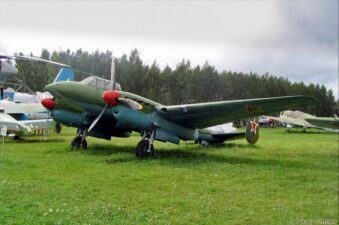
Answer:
212 131 245 142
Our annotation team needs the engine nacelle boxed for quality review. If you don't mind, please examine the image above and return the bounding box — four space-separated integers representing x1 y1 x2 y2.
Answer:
113 107 152 131
52 110 86 128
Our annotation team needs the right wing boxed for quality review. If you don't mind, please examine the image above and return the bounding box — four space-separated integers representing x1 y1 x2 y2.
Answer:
157 96 315 129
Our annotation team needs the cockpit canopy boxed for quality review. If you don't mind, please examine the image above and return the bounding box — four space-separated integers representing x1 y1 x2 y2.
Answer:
80 76 121 91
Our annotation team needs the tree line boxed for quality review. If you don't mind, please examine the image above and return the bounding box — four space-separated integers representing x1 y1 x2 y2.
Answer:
13 48 337 116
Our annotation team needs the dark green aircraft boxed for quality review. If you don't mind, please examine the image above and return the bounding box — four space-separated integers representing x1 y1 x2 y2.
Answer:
41 60 315 158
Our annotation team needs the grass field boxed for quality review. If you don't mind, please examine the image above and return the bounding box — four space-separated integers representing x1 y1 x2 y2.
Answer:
0 127 338 225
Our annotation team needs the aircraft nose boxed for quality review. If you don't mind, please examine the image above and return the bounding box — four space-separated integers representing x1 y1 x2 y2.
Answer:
45 82 73 97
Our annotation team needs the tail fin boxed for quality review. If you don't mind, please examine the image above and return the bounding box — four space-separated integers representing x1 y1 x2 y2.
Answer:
53 68 74 83
245 118 259 144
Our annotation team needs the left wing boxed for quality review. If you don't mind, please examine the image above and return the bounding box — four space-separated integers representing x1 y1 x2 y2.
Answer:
157 96 315 129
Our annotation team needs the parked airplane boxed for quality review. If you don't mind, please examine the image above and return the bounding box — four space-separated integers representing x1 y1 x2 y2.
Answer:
41 59 315 158
0 94 61 138
269 110 339 133
0 55 74 138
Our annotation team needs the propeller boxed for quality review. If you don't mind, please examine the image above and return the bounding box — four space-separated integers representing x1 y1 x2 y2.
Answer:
111 57 117 91
88 104 108 132
87 58 116 133
87 57 143 133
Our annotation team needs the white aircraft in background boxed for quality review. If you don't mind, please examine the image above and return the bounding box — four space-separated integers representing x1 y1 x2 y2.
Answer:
269 110 339 133
0 55 74 138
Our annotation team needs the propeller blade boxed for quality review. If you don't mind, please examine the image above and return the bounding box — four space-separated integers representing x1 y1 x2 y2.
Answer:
111 58 116 90
88 104 108 132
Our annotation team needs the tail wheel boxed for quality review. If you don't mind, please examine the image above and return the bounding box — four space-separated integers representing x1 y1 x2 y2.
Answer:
135 140 154 159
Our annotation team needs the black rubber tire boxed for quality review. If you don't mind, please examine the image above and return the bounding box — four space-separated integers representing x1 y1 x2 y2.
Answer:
135 140 154 159
55 123 62 134
13 135 21 141
71 136 81 149
80 138 88 149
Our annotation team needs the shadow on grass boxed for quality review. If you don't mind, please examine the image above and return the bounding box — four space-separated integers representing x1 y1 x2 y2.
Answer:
283 130 335 135
84 143 316 170
215 142 259 149
5 138 65 144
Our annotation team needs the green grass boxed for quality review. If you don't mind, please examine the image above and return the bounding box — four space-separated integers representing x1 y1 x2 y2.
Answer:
0 127 338 225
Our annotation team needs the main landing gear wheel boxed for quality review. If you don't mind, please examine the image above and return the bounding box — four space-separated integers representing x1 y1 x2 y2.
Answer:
135 140 154 159
71 130 88 150
13 135 21 141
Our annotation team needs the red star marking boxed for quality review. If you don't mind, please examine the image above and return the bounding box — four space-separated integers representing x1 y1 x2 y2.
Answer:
250 120 258 134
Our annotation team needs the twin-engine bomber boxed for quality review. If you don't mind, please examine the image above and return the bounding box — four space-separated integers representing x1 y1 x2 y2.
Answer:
41 60 315 158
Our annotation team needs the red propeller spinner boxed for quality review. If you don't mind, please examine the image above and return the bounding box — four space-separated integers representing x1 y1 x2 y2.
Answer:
102 90 120 106
41 98 55 110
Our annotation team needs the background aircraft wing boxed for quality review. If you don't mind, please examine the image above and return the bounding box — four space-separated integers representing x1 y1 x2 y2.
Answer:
304 118 339 130
157 96 315 129
269 116 315 128
18 119 54 131
0 112 29 134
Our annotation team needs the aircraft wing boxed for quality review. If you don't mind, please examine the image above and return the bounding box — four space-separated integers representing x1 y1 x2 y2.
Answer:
18 119 52 132
0 112 29 134
268 116 315 128
0 100 46 114
157 96 315 129
0 111 51 135
304 117 339 130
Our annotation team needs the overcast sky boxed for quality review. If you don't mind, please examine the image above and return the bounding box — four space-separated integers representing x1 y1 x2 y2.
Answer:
0 1 338 97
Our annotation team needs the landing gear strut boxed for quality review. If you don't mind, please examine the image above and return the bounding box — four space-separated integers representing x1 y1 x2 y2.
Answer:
71 129 88 149
135 130 155 159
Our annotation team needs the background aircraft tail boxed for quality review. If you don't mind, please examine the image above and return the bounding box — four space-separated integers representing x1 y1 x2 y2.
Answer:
53 68 74 83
